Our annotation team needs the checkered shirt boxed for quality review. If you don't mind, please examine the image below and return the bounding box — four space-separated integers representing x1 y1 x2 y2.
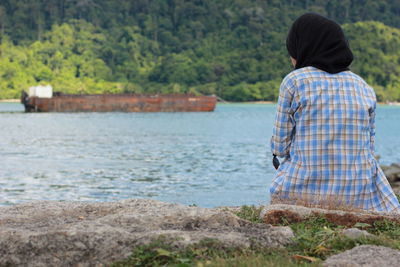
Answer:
270 66 400 212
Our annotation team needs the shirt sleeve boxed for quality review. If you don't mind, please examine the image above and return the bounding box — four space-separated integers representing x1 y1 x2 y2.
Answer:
369 102 376 155
270 76 297 158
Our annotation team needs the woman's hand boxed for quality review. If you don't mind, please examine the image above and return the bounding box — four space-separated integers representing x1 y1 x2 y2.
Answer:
273 154 280 170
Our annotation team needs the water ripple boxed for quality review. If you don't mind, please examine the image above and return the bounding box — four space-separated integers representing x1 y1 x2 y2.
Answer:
0 103 399 207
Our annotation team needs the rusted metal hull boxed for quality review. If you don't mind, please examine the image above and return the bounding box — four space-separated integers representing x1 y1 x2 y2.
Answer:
21 94 217 112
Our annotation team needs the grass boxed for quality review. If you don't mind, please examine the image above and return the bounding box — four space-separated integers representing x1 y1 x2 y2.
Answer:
112 205 400 267
286 216 400 259
111 237 243 267
111 238 315 267
233 205 264 223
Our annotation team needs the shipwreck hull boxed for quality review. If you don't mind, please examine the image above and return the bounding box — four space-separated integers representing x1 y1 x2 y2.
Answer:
21 94 217 112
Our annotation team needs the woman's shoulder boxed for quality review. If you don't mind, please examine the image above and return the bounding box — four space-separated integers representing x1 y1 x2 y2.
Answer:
338 71 370 86
282 67 326 86
283 67 370 87
339 71 375 96
285 66 323 77
282 67 376 100
280 68 311 88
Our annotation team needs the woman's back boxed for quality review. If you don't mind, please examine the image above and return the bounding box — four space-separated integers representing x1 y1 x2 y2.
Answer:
270 68 400 212
293 67 375 175
270 13 399 212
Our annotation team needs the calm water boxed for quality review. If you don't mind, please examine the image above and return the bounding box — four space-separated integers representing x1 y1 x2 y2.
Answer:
1 102 400 207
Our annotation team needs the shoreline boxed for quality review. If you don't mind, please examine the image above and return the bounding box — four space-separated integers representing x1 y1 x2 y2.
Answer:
0 99 19 103
382 102 400 106
1 99 399 106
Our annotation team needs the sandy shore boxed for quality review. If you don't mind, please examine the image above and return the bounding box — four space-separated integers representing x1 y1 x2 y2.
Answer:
383 102 400 106
242 101 275 104
0 99 19 103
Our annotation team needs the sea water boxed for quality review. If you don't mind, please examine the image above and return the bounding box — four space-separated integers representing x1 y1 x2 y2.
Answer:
1 102 399 207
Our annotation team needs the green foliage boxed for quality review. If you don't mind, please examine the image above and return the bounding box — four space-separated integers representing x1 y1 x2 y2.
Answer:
0 1 399 101
344 21 400 102
0 21 122 97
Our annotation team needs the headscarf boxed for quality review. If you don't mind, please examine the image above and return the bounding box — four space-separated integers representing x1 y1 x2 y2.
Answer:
286 13 353 74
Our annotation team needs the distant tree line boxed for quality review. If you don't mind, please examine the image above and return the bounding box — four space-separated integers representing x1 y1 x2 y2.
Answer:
0 0 399 101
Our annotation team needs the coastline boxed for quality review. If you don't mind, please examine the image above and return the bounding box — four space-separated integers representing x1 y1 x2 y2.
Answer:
0 99 19 103
241 100 275 104
1 98 399 106
381 102 400 106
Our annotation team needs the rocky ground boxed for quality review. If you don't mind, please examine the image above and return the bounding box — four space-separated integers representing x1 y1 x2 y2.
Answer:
0 199 293 266
323 245 400 267
1 199 400 266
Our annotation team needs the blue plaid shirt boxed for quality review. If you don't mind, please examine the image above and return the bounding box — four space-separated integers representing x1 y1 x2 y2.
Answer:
270 67 400 212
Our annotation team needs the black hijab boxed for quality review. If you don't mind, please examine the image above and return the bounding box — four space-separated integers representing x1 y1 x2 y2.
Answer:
286 13 353 74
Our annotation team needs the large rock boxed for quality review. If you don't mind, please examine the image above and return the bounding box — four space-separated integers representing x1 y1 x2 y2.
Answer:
0 199 294 266
323 245 400 267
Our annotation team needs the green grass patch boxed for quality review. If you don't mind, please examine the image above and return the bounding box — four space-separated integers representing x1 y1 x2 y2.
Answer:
111 237 317 267
286 216 400 260
233 205 264 223
370 220 400 242
111 237 238 267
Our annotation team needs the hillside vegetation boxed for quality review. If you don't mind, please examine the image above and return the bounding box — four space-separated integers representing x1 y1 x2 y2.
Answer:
0 0 399 101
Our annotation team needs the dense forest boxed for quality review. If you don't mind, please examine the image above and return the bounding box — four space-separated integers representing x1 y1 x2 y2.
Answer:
0 0 399 101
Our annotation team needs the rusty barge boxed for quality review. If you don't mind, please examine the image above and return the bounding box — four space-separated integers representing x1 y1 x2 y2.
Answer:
21 87 216 112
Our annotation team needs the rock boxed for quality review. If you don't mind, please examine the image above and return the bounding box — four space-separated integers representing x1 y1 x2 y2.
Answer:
382 163 400 183
340 228 374 239
0 199 294 266
391 183 400 195
381 163 400 194
323 245 400 267
261 204 400 227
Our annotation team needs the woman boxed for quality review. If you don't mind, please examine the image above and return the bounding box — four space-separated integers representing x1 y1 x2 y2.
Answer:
270 13 400 212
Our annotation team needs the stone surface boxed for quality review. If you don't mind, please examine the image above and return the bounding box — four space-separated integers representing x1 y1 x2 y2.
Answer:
323 245 400 267
382 163 400 183
341 228 374 239
261 204 400 226
392 186 400 195
382 163 400 194
0 199 294 267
